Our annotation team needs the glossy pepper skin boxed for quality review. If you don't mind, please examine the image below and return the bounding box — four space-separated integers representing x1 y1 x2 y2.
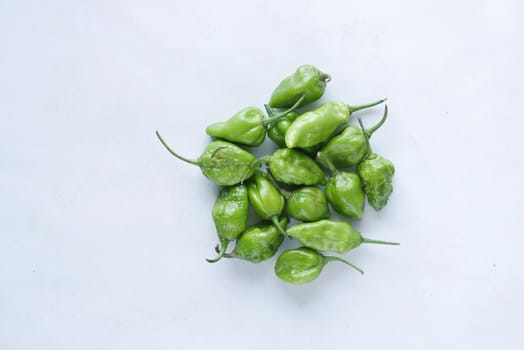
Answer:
286 220 398 254
207 184 249 263
356 112 395 211
286 187 330 222
227 218 288 263
269 65 330 109
325 171 365 220
156 132 256 186
316 104 388 170
285 99 385 149
247 171 287 235
206 107 267 147
274 247 363 284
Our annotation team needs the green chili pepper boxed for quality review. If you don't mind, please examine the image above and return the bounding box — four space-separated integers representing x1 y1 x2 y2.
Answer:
205 97 305 147
286 220 398 254
356 114 395 211
269 65 331 109
285 99 386 149
245 148 325 186
275 247 363 284
247 170 286 235
280 186 330 222
206 184 249 263
156 131 256 186
224 218 288 263
325 171 365 220
316 105 388 169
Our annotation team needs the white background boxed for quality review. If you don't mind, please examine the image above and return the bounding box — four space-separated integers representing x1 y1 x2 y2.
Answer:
1 1 523 349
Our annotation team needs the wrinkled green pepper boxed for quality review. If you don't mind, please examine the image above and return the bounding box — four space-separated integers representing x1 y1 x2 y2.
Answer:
245 148 325 186
275 247 363 284
285 99 385 149
225 218 288 263
280 186 330 222
286 220 398 254
269 65 331 109
206 184 249 263
156 131 256 186
356 115 395 211
247 171 286 235
325 171 365 220
316 105 388 169
205 97 305 147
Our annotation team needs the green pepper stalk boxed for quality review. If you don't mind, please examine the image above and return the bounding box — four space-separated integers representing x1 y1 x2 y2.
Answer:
222 218 289 263
242 148 326 186
156 131 256 186
269 65 331 109
205 95 305 147
285 99 386 149
356 110 396 211
206 185 249 263
275 247 363 284
286 220 399 254
316 105 388 170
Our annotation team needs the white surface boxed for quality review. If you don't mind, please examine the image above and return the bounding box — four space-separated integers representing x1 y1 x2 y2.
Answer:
1 1 523 349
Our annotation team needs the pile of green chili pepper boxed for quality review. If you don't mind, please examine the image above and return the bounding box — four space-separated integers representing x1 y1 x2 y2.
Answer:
157 65 399 285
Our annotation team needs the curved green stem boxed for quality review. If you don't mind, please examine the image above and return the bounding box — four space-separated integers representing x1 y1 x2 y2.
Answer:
271 216 288 237
357 117 373 158
266 172 291 199
361 235 399 246
206 239 230 263
316 151 338 173
262 94 306 126
365 105 388 139
155 131 200 166
324 256 364 275
348 98 387 114
240 156 271 184
264 104 275 117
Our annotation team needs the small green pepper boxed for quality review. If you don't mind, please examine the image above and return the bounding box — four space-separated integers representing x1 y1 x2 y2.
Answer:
316 105 388 169
275 247 363 284
269 65 331 109
245 148 325 186
280 186 330 222
356 115 395 211
325 171 365 220
206 184 249 263
286 220 398 254
247 171 286 235
156 131 256 186
285 99 385 149
205 97 305 147
225 218 288 263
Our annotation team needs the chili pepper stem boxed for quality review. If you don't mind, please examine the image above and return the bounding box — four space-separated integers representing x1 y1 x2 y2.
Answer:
348 98 387 114
262 94 306 127
316 152 338 173
357 116 373 158
206 239 230 263
240 156 271 183
361 235 400 246
365 105 388 139
155 131 200 166
264 104 275 117
271 216 288 237
324 256 364 274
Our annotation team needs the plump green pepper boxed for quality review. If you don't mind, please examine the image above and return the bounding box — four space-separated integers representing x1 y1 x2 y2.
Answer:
325 171 365 220
285 99 385 149
356 115 395 211
205 98 305 147
156 132 256 186
246 148 325 186
269 65 331 109
316 106 388 169
282 186 330 222
247 171 286 235
286 220 398 254
206 184 249 263
274 247 363 284
225 218 288 263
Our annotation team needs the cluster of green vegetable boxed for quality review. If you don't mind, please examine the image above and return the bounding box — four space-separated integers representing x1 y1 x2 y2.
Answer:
157 65 398 284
